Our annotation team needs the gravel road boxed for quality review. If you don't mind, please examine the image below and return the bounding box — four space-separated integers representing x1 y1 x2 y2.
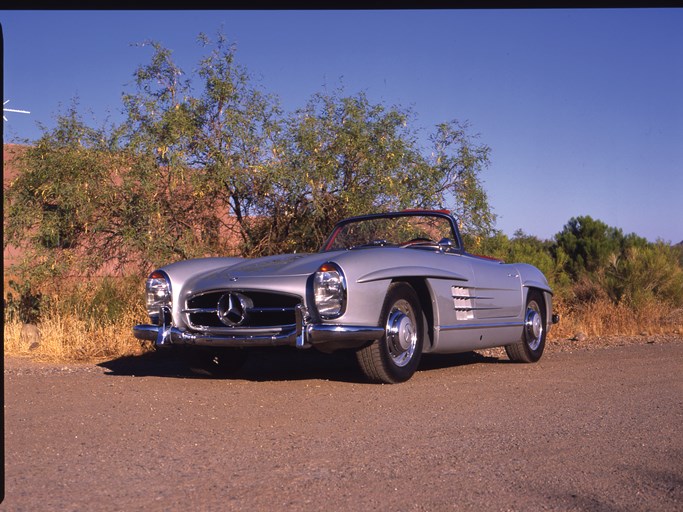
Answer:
3 337 683 511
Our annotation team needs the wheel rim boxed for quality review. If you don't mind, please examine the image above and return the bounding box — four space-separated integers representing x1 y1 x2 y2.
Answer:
524 300 543 351
385 299 418 367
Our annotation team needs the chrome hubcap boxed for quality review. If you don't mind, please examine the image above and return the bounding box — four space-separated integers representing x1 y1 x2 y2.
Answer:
386 300 417 367
525 303 543 351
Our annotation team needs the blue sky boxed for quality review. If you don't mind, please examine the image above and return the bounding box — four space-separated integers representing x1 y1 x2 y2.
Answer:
2 9 682 243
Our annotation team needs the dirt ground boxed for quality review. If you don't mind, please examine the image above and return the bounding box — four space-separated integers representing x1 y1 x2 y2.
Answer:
2 335 683 511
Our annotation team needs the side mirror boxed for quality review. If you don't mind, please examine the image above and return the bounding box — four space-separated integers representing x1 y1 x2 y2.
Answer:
438 238 455 252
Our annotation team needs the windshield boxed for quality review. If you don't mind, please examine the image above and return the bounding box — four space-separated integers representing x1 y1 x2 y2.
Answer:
322 212 459 252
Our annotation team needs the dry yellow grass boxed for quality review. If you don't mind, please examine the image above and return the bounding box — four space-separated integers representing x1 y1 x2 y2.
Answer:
4 308 149 363
551 298 683 339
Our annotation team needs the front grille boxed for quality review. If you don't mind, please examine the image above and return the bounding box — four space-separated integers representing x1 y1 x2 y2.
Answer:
184 290 301 330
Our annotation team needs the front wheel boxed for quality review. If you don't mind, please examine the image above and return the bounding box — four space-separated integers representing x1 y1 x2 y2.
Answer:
355 282 424 383
505 289 547 363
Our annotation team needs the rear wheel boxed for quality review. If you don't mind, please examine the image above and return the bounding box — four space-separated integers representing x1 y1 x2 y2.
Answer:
505 289 546 363
356 282 424 383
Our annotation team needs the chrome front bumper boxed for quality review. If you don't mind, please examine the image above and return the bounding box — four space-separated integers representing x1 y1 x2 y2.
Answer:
133 306 384 349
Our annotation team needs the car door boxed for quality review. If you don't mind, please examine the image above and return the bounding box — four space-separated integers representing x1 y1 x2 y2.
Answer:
467 256 523 319
425 250 524 353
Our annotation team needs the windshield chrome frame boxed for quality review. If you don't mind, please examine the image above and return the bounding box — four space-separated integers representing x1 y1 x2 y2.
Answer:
320 210 464 253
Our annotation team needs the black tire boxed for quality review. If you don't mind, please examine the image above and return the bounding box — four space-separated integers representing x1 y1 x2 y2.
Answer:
355 282 424 383
505 289 547 363
183 347 248 377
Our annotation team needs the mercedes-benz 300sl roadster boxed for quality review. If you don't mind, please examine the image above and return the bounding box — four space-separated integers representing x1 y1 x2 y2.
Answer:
133 210 558 383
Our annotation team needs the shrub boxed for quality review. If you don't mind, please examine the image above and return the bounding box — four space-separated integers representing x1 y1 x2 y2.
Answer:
4 280 50 324
602 242 683 307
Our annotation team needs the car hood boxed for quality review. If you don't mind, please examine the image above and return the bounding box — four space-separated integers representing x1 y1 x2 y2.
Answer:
184 252 342 293
223 252 339 277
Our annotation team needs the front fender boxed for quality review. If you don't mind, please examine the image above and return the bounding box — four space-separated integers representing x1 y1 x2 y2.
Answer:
515 263 552 295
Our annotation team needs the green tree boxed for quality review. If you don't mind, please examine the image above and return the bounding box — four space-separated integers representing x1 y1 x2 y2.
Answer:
554 216 625 278
4 32 497 282
181 33 283 255
3 101 127 281
429 120 495 241
119 38 243 264
249 90 428 253
244 91 496 254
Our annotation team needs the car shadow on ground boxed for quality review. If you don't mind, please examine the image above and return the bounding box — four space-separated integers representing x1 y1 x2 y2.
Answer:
98 347 504 384
419 351 504 371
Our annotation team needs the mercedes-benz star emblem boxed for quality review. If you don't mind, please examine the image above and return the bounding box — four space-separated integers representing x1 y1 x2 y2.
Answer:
217 292 253 326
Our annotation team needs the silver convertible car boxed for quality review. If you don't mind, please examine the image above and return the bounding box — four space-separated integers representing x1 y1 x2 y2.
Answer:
134 210 558 383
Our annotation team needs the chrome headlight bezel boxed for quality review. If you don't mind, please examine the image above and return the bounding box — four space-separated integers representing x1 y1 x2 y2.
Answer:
145 270 172 323
313 262 347 320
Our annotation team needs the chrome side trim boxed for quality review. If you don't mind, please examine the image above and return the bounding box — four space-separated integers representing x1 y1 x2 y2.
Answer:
438 321 524 332
452 307 504 311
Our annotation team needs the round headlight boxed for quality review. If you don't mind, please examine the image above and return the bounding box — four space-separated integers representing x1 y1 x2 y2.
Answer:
145 271 171 320
313 263 346 319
